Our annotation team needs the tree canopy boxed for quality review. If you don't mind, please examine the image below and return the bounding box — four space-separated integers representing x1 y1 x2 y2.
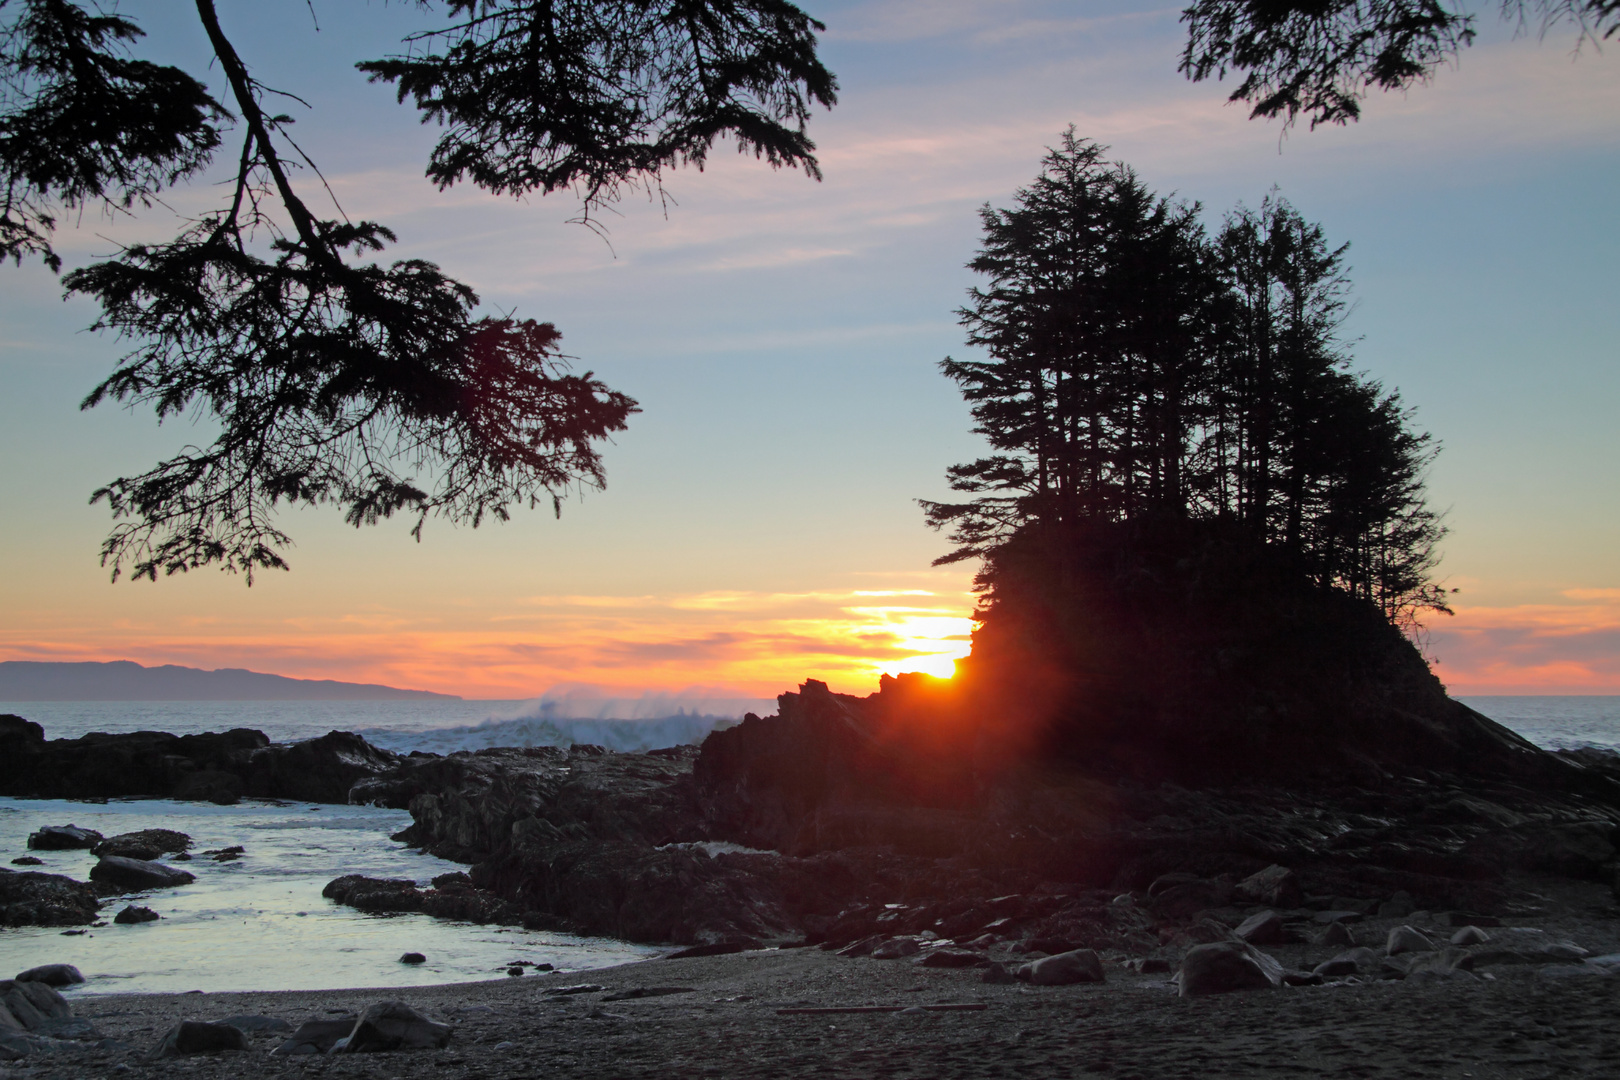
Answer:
924 131 1448 631
1 0 836 580
1179 0 1618 128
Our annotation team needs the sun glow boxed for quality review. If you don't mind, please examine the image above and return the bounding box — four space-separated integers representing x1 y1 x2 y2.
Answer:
871 613 975 680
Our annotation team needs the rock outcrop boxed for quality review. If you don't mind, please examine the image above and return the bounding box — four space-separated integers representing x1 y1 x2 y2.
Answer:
0 718 401 804
0 872 100 927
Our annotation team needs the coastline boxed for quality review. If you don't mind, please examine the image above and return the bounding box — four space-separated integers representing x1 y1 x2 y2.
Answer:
31 899 1620 1080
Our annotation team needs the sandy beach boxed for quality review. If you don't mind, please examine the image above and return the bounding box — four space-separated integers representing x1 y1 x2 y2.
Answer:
22 878 1620 1080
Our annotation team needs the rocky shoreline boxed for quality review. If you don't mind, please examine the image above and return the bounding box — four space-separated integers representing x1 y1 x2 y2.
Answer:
0 683 1617 1071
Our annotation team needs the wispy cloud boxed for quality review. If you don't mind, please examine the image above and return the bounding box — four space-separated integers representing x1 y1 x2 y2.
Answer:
1429 587 1620 692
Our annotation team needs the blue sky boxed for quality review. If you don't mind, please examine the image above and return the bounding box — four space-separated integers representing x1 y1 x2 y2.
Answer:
1 0 1615 696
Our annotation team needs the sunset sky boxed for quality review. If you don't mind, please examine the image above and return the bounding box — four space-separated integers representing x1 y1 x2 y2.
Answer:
1 0 1616 700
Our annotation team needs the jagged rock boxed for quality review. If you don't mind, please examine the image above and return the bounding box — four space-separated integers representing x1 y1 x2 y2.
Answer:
0 872 99 926
1174 941 1284 996
91 830 192 861
155 1020 250 1055
1235 865 1301 909
1450 925 1490 947
89 856 195 892
27 826 101 851
114 905 159 925
334 1001 451 1053
1234 910 1288 946
1386 925 1436 955
1017 949 1105 985
15 965 82 988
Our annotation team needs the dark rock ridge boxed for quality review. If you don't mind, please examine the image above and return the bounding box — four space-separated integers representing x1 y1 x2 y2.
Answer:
337 679 1620 948
0 716 400 804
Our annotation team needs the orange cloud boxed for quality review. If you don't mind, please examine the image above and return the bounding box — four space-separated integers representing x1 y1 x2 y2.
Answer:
0 574 979 700
1427 588 1620 693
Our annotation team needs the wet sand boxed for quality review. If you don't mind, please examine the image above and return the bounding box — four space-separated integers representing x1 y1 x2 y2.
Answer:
33 881 1620 1080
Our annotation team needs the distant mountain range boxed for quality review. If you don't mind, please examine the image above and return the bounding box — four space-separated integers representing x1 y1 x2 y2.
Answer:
0 661 459 701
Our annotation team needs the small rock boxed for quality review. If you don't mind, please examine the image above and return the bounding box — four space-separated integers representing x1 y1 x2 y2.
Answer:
600 987 694 1001
27 826 102 851
1017 949 1105 986
1317 921 1356 947
1450 925 1490 947
114 906 160 925
399 953 426 965
1313 947 1382 978
915 949 986 969
9 857 42 867
1174 941 1284 996
662 941 753 960
1386 925 1436 956
542 984 604 996
1235 910 1287 946
1234 865 1302 909
89 856 195 892
334 1001 451 1053
154 1020 250 1055
871 937 922 960
1126 957 1172 974
506 966 524 977
15 965 83 987
981 962 1017 985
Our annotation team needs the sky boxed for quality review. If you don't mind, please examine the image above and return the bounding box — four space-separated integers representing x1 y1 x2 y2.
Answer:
1 0 1616 700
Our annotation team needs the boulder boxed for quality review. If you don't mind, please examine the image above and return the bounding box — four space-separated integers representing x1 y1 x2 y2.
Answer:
399 953 427 965
26 826 101 851
89 856 195 892
14 966 82 988
90 830 191 861
1016 949 1105 986
154 1020 250 1055
1386 925 1436 955
0 872 99 927
0 979 74 1028
1174 941 1284 996
1450 925 1490 947
1317 921 1355 947
272 1018 355 1056
114 905 160 925
1235 865 1302 909
334 1001 452 1053
1234 910 1288 946
1313 910 1363 924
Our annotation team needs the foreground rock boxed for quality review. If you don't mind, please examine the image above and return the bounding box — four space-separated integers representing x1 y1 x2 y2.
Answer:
154 1020 249 1056
334 1001 452 1053
1016 949 1105 985
0 977 97 1057
0 872 99 927
1174 941 1286 996
90 856 195 892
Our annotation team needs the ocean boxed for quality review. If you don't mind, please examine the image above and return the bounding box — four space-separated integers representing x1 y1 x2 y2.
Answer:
0 695 1613 996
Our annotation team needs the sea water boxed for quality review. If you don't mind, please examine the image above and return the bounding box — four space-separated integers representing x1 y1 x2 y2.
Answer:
0 695 1612 995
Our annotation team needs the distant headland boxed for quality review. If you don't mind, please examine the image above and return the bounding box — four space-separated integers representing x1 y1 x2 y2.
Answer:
0 660 459 702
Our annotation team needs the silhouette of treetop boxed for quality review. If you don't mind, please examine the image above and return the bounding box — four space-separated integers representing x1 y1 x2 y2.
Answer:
1 0 837 582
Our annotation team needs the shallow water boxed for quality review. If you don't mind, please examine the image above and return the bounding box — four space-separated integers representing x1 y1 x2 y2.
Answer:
0 798 657 996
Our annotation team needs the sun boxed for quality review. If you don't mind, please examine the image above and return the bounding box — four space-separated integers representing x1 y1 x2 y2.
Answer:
874 614 974 681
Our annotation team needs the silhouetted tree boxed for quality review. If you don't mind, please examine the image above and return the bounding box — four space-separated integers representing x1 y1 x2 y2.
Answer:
1179 0 1617 128
925 134 1449 630
1 0 836 580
